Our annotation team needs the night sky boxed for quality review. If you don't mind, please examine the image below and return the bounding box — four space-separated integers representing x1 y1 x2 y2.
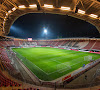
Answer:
8 13 100 39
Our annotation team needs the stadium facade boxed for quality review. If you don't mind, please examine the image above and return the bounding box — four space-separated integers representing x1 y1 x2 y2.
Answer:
0 0 100 90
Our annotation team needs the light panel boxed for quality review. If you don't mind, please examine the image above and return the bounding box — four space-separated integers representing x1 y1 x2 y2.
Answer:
6 13 8 16
78 9 85 14
18 5 26 8
89 14 98 18
61 6 71 11
8 10 12 13
29 4 37 8
44 4 53 8
12 7 16 11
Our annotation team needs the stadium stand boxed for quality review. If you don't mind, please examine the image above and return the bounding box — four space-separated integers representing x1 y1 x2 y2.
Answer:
0 48 41 90
72 40 79 48
7 41 14 46
14 40 20 47
0 38 100 51
0 70 21 87
92 41 100 50
83 40 96 50
74 40 89 49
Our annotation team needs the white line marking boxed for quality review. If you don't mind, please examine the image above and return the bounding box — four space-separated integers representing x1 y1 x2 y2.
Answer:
47 60 83 75
25 59 49 75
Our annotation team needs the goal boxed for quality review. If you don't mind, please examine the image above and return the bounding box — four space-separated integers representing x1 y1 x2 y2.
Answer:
56 63 71 73
84 56 92 61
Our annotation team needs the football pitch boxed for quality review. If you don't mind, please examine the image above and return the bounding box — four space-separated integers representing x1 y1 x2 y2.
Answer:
12 47 100 81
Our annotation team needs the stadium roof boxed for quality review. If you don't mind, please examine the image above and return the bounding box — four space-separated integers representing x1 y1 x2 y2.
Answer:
0 0 100 36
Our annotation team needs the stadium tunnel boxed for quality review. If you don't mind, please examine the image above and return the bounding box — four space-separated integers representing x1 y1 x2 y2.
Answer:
0 0 100 36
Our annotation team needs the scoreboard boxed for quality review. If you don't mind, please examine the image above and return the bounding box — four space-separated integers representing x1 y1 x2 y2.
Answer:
28 38 32 41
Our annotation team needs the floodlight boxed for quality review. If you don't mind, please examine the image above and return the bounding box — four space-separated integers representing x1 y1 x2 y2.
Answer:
44 29 47 33
18 5 26 8
44 28 47 35
61 6 71 11
89 14 98 18
78 9 85 14
44 4 53 8
29 4 37 8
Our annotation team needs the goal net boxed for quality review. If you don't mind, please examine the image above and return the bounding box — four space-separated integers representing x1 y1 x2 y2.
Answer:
84 56 92 61
56 63 71 73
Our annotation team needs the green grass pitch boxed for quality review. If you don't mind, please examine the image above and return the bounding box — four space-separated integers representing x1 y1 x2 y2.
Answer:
12 47 100 81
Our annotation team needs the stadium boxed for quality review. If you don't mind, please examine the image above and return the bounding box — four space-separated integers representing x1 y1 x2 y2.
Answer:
0 0 100 90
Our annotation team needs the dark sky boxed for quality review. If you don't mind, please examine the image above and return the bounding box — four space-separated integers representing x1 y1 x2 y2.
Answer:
8 13 100 39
